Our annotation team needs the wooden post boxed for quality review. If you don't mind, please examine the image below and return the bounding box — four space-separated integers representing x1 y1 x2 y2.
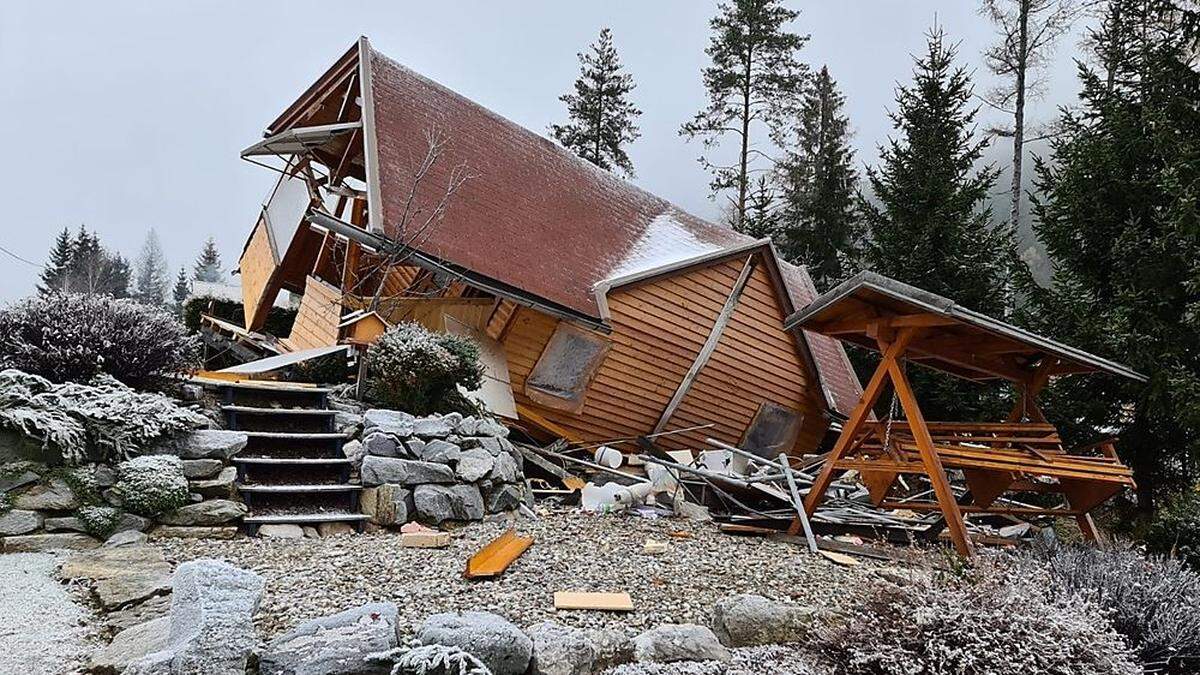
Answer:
887 357 975 557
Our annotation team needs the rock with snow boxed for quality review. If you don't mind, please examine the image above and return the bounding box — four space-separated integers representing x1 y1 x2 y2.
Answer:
259 524 304 539
149 525 238 540
180 459 223 480
2 532 98 552
95 571 173 611
0 508 42 535
12 478 79 511
484 484 525 513
414 484 484 524
710 594 819 647
361 457 455 487
125 559 264 675
333 410 363 435
104 530 148 548
157 499 247 526
362 409 414 438
489 452 520 483
418 439 461 464
528 621 596 675
417 611 532 675
455 448 494 482
412 416 453 439
88 616 171 674
589 629 635 671
362 432 402 458
159 430 248 460
190 466 237 498
632 624 731 664
260 602 399 675
341 439 366 469
476 417 510 438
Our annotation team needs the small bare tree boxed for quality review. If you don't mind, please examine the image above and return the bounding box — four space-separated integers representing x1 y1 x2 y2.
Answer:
980 0 1081 228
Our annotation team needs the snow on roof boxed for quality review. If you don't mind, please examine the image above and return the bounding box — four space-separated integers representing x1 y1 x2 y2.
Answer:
602 212 730 283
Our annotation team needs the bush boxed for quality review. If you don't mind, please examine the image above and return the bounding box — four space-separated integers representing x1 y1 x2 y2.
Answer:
1146 490 1200 570
1031 542 1200 673
182 294 296 338
114 455 189 517
366 322 484 415
814 555 1139 675
76 505 120 539
0 293 199 387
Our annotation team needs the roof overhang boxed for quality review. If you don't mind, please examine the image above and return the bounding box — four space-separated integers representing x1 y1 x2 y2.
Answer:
241 121 362 158
785 271 1147 383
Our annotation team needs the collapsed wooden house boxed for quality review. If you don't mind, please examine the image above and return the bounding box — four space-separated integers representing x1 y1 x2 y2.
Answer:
231 37 862 459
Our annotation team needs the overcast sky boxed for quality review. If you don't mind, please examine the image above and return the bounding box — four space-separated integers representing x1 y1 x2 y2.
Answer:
0 1 1091 301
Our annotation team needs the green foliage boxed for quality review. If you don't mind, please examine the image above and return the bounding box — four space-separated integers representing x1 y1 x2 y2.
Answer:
38 228 75 295
681 0 809 230
114 455 189 517
182 295 297 340
76 505 120 539
171 268 190 317
857 25 1020 421
1146 490 1200 569
549 27 641 178
366 322 484 416
1017 0 1200 514
60 466 101 506
0 292 199 387
39 225 132 298
774 65 860 291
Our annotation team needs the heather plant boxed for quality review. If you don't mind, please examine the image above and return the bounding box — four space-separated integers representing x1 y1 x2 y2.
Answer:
366 322 484 416
113 455 189 517
1031 541 1200 673
76 505 120 539
0 292 199 387
814 554 1139 675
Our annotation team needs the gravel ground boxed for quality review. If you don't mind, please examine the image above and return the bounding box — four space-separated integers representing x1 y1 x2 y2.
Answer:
0 552 99 675
606 644 823 674
156 507 877 640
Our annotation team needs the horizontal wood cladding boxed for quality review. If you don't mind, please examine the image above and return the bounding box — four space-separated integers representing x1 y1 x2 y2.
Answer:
283 276 344 352
501 254 829 454
239 217 278 331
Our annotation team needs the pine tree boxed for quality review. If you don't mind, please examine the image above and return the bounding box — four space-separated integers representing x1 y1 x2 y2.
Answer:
550 28 642 178
171 267 191 316
64 226 131 298
134 229 169 305
774 66 859 290
38 227 75 294
681 0 809 232
1020 0 1200 515
859 26 1020 420
193 237 222 283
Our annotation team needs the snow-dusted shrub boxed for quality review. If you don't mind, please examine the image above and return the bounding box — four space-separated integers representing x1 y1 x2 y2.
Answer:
114 455 188 517
61 465 101 505
366 322 484 415
0 292 199 386
1031 541 1200 672
1146 491 1200 570
813 554 1138 675
76 505 120 538
0 369 206 465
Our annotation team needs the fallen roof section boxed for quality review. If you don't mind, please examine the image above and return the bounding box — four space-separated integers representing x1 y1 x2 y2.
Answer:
241 121 361 158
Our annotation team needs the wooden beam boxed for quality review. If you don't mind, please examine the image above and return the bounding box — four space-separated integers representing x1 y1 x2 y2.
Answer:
651 256 756 434
816 312 958 335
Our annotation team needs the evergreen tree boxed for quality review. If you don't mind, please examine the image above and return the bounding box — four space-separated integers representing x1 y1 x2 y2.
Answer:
133 228 169 305
681 0 808 231
741 175 780 240
171 267 191 316
63 226 129 297
1020 0 1200 515
550 28 642 178
774 66 860 290
193 237 222 283
38 227 75 294
859 26 1020 420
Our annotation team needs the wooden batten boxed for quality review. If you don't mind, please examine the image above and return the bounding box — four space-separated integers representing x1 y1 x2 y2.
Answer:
283 276 345 352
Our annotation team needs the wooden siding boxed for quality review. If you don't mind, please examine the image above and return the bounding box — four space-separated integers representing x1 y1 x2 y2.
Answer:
239 217 278 331
501 253 828 455
283 275 344 351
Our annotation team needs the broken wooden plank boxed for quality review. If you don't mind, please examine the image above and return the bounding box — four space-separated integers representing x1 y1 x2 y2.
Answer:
401 531 450 548
465 529 534 579
553 591 634 612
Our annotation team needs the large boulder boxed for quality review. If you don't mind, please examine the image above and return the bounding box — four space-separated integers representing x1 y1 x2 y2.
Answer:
157 499 247 526
710 594 819 647
360 484 414 527
260 602 399 675
632 624 731 664
0 508 42 535
455 449 494 482
159 430 248 460
125 559 264 675
413 484 484 523
88 616 171 674
361 457 454 487
528 622 596 675
12 478 79 511
417 611 532 675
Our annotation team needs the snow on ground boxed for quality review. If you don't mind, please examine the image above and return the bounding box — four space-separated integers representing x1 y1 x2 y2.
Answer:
0 552 97 675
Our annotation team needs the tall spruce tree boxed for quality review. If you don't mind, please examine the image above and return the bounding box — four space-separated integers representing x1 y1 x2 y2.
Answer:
171 267 191 316
38 227 75 294
193 237 222 283
1020 0 1200 515
859 26 1020 420
775 66 859 290
65 226 130 297
681 0 808 232
550 28 642 177
134 228 169 305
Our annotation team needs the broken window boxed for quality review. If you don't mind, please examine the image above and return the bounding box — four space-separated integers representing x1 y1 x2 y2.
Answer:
741 402 803 459
525 323 611 412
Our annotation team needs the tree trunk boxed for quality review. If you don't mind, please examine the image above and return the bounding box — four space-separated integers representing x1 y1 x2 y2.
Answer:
1010 0 1030 230
737 38 753 231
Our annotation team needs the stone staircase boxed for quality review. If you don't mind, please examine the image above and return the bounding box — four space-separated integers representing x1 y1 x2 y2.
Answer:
217 381 368 535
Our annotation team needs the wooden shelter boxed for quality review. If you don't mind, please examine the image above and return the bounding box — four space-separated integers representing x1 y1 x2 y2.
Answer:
785 271 1146 556
231 37 863 458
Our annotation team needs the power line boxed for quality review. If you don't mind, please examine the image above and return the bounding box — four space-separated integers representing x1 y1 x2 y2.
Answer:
0 243 41 268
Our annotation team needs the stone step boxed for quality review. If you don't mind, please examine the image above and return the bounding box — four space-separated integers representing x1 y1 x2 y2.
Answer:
244 512 370 525
222 405 337 416
237 483 362 494
232 457 353 466
243 431 350 441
